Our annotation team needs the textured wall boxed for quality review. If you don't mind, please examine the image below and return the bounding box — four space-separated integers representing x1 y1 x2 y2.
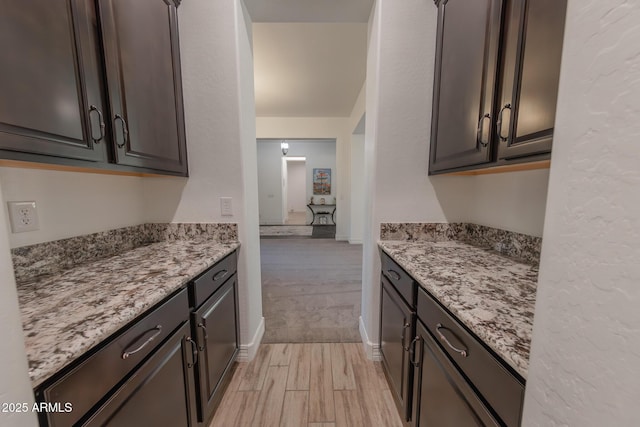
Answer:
360 0 470 356
0 180 38 427
349 134 365 243
142 0 264 358
522 1 640 425
0 168 145 248
466 169 550 237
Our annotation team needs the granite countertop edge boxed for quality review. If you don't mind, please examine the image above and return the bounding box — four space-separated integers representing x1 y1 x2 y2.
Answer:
18 239 241 388
378 240 537 380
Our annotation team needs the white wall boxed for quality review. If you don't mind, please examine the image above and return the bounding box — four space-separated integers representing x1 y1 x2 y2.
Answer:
360 0 470 356
465 169 550 237
0 180 38 427
287 161 306 213
142 0 264 359
256 142 284 224
349 133 365 243
348 84 366 244
522 1 640 425
0 168 145 248
256 117 351 240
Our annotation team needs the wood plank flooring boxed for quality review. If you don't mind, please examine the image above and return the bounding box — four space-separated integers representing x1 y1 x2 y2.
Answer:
210 343 403 427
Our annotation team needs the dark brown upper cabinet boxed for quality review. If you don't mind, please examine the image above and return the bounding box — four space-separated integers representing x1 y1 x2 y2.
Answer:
429 0 567 175
429 0 504 173
99 0 188 175
496 0 567 161
0 0 188 176
0 0 109 162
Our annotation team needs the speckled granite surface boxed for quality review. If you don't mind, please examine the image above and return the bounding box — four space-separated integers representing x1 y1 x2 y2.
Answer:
378 240 537 379
11 223 238 283
380 222 541 264
17 239 240 388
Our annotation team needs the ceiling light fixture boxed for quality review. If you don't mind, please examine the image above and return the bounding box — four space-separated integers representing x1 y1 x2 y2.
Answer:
281 141 289 156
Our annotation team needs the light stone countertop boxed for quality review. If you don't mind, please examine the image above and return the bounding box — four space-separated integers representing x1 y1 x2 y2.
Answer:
16 239 240 388
378 240 538 379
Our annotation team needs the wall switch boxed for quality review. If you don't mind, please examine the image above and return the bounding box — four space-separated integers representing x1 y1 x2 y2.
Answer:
220 197 233 216
8 201 39 233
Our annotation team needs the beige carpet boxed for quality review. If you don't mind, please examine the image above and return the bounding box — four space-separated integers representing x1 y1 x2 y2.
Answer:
260 239 363 343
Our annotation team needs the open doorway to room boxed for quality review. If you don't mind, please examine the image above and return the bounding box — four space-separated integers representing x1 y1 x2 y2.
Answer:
257 138 337 239
283 156 307 225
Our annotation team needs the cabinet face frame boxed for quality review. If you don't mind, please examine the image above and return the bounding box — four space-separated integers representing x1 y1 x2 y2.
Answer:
1 0 189 176
192 275 239 423
428 0 504 173
411 320 501 427
0 0 110 163
81 321 198 427
97 0 188 175
496 0 567 161
379 276 415 421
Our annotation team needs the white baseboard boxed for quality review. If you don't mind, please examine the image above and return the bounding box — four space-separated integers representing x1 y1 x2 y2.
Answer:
237 317 265 362
359 316 381 361
348 238 363 244
335 234 349 241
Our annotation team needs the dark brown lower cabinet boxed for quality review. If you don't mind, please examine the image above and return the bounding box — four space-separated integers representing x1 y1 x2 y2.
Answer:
192 275 239 423
83 321 198 427
411 320 500 427
380 276 414 421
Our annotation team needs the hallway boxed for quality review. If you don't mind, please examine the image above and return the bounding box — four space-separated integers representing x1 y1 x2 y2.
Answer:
260 239 362 343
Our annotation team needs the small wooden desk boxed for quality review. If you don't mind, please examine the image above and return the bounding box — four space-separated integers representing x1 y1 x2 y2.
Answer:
306 204 336 225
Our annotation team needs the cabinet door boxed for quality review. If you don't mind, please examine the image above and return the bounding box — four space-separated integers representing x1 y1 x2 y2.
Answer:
380 277 413 421
83 321 198 427
411 321 500 427
193 276 239 422
0 0 109 162
98 0 188 175
496 0 567 160
429 0 503 173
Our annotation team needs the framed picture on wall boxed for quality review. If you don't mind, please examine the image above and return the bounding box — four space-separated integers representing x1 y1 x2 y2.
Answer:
313 168 331 195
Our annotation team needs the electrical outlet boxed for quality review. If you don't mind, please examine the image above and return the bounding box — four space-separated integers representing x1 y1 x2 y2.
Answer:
8 201 39 233
220 197 233 216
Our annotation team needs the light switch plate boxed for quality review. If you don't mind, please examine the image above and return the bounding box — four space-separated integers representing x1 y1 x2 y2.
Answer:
220 197 233 216
7 201 39 233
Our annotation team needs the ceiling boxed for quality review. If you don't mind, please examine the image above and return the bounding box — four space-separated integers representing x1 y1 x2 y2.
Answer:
253 23 367 117
248 0 371 118
244 0 374 23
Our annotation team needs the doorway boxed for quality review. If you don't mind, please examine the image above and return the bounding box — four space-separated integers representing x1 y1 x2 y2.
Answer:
283 157 307 225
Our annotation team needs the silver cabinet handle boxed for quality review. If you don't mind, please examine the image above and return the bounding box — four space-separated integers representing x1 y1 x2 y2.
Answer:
213 269 229 281
121 325 162 359
476 113 491 148
387 269 401 281
409 336 421 367
114 114 129 148
88 105 105 143
402 321 411 351
186 336 198 368
435 323 468 357
496 103 512 142
197 322 208 351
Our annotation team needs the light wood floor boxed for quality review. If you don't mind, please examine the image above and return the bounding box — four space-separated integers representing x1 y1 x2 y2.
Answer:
209 343 404 427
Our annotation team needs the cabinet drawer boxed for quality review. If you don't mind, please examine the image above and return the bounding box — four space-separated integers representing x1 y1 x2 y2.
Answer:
42 289 189 427
191 251 237 308
417 287 524 427
380 251 415 308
